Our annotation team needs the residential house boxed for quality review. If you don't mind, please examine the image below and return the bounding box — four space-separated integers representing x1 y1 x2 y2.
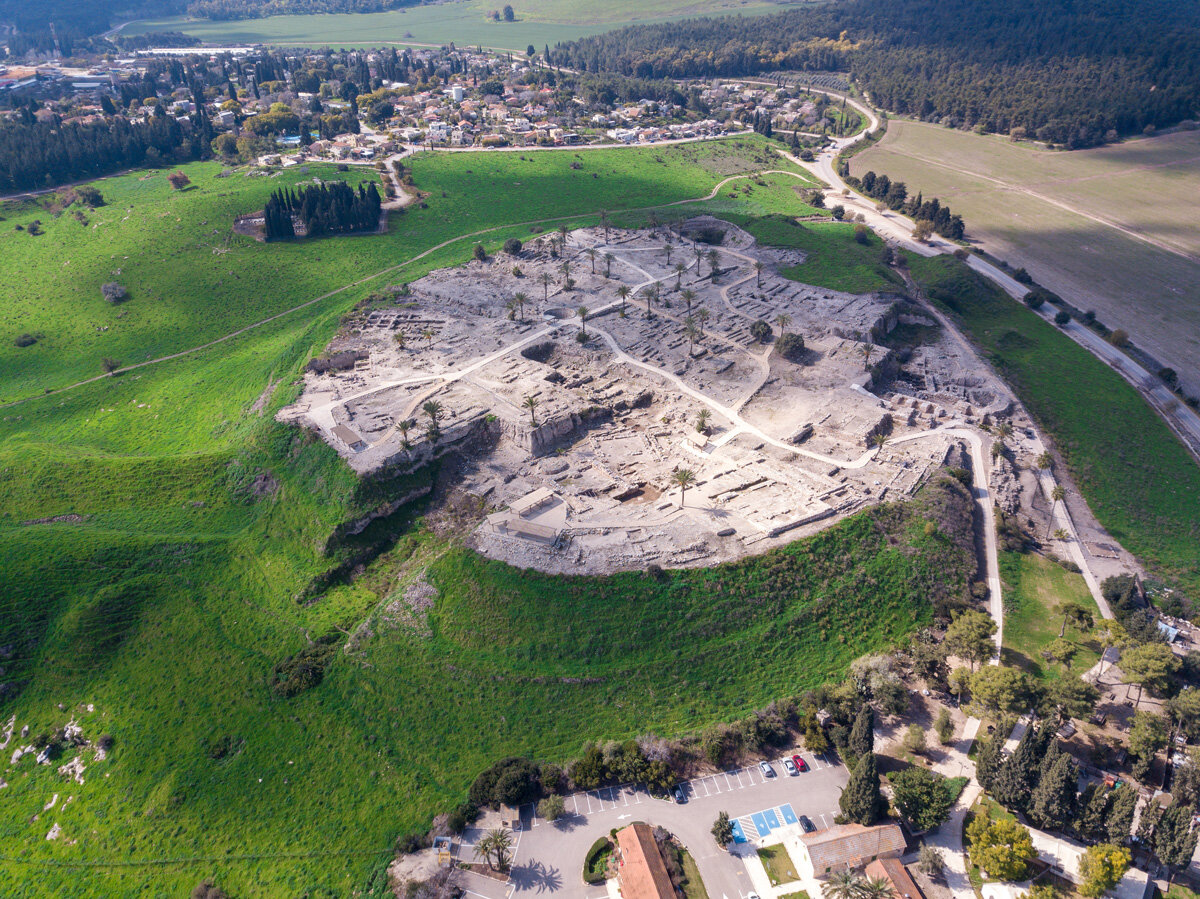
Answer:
615 824 675 899
794 823 906 881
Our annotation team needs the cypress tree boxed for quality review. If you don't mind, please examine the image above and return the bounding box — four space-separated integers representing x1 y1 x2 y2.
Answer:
974 735 1003 792
1075 784 1110 842
1028 745 1078 832
991 724 1042 812
848 704 874 760
839 751 883 825
1104 785 1137 845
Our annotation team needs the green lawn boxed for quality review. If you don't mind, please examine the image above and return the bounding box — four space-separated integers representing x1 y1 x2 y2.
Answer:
759 844 801 885
909 255 1200 596
680 847 711 899
731 213 904 294
0 137 987 896
1000 552 1103 682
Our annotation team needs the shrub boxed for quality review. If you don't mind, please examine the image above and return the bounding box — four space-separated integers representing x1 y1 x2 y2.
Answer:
1054 311 1071 326
75 185 105 207
101 357 122 374
503 237 523 256
750 320 772 342
583 837 613 884
775 332 805 362
473 243 487 262
269 633 340 698
1109 328 1129 347
101 282 128 304
469 757 544 808
853 223 870 245
1023 291 1044 310
167 171 191 190
14 333 36 347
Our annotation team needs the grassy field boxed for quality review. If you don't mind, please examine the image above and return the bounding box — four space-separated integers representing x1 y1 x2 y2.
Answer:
999 552 1102 682
854 122 1200 395
731 213 904 294
909 254 1200 596
758 843 800 885
0 136 959 896
0 139 789 402
123 0 808 51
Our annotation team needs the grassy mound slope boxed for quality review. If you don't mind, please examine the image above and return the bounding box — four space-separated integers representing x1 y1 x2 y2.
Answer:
910 254 1200 594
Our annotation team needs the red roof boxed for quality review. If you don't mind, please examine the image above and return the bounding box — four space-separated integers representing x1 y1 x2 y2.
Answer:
616 824 675 899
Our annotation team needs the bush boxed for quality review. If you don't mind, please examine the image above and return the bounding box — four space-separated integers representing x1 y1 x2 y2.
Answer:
446 801 478 834
1054 311 1071 326
473 243 488 262
101 282 128 304
101 357 122 374
583 836 613 884
14 333 36 347
775 332 805 362
503 237 523 255
167 171 191 190
1023 291 1044 310
269 634 340 698
1109 328 1129 347
469 757 544 808
75 185 105 207
537 794 566 822
750 320 772 342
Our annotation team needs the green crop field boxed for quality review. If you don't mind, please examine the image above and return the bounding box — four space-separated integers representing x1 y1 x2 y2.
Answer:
999 552 1102 682
909 255 1200 597
0 135 947 896
123 0 808 51
854 122 1200 396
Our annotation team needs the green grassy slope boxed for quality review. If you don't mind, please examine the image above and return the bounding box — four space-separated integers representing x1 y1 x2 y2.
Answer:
909 255 1200 595
0 136 946 896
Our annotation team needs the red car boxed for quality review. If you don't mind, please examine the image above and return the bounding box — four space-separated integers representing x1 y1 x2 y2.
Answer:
791 754 809 773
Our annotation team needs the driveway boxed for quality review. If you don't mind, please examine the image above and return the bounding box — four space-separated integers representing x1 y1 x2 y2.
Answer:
488 749 848 899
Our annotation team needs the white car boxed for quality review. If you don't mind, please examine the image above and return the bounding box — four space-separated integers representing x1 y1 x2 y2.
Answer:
783 758 799 776
759 761 774 777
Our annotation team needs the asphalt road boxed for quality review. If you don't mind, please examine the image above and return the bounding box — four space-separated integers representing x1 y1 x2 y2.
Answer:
460 750 848 899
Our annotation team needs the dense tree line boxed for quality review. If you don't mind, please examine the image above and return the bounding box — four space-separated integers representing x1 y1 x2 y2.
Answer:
186 0 419 20
849 171 965 239
0 112 211 192
552 0 1200 146
262 180 381 240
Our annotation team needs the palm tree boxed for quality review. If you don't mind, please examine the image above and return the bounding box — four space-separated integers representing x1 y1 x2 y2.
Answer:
774 313 791 334
559 260 571 286
513 291 529 321
616 284 631 315
487 828 513 872
674 262 687 290
598 209 610 243
694 246 704 273
421 328 435 349
858 877 895 899
996 420 1014 441
557 224 569 248
585 247 597 274
823 870 863 899
1037 451 1053 470
707 248 720 278
398 418 412 451
696 409 711 433
474 833 497 870
604 252 614 278
523 395 539 426
1052 527 1070 542
681 288 696 314
754 260 765 287
870 432 888 448
684 316 701 356
861 342 875 370
1047 484 1066 538
671 468 696 507
696 307 710 327
505 297 519 321
642 284 658 318
576 305 589 336
394 331 407 350
422 399 443 430
664 242 674 264
540 271 553 302
647 210 659 232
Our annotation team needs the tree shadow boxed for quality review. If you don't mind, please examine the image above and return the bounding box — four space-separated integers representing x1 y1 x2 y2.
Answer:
508 860 563 894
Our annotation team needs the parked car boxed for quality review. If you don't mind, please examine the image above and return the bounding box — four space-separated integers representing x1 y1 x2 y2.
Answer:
799 815 817 833
791 754 809 773
672 785 687 804
759 761 774 777
783 758 798 776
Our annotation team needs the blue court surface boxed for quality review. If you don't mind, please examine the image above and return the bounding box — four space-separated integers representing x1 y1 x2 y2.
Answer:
735 803 797 842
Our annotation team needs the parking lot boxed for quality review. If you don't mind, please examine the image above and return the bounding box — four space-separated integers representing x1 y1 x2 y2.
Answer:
456 749 848 899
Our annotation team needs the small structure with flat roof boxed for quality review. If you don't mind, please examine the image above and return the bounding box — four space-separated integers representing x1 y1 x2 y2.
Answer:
332 424 367 452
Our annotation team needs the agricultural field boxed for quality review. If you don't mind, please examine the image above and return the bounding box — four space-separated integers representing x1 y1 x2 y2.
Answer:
123 0 808 51
909 254 1200 597
999 552 1102 682
0 136 938 896
854 122 1200 395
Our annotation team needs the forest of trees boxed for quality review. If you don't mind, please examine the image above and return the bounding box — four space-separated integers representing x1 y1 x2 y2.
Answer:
552 0 1200 147
262 180 382 240
0 112 212 192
